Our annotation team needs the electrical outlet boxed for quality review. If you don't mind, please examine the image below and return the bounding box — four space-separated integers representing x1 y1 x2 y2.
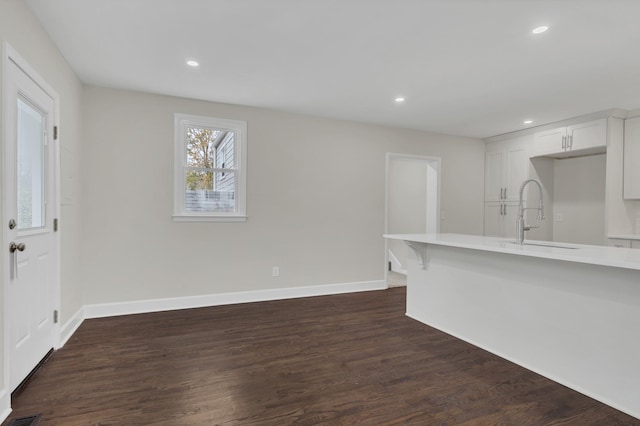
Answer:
272 266 279 277
555 213 564 222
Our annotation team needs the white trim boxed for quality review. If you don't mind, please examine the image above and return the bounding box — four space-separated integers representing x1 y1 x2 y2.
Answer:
172 215 247 223
1 42 8 414
0 389 10 424
58 307 85 348
2 42 61 398
84 280 386 319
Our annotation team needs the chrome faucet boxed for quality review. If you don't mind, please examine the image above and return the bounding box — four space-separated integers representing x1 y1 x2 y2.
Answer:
516 179 545 244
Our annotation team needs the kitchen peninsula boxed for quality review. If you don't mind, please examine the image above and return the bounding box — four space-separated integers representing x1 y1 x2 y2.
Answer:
384 233 640 419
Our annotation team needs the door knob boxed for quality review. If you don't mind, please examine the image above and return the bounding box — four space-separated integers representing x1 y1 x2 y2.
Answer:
9 242 26 253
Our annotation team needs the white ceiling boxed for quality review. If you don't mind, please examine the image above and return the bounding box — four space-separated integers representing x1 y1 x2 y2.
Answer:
25 0 640 138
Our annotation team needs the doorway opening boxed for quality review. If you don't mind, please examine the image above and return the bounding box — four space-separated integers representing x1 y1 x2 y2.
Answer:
384 153 440 287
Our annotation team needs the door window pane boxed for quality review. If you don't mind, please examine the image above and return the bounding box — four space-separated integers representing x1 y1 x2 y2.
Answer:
17 98 45 229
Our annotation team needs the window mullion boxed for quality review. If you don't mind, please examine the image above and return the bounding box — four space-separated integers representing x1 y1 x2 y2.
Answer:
185 166 212 172
184 168 236 173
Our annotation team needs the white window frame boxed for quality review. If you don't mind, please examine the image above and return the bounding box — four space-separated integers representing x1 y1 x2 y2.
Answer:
173 113 247 222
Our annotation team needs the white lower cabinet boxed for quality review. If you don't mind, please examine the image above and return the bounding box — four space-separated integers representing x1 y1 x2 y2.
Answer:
607 238 640 249
484 202 518 238
608 238 632 248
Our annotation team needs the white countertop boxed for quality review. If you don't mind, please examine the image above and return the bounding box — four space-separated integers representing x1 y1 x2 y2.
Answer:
384 233 640 272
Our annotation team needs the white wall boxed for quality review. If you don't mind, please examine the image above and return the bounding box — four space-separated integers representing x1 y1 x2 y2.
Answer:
81 86 485 305
0 0 84 413
553 154 606 245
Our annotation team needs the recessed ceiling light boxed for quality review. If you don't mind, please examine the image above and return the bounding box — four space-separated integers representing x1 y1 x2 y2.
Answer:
524 120 533 124
394 97 405 103
186 60 199 67
532 26 549 34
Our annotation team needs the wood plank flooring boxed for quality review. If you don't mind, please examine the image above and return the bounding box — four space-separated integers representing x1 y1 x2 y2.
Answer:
4 288 639 425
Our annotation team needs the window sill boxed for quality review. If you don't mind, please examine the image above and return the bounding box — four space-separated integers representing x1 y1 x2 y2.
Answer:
172 215 248 223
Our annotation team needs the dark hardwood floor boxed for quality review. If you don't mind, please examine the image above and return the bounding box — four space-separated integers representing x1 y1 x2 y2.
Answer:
5 288 638 425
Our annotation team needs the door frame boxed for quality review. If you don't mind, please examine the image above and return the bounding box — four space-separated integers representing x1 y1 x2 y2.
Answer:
1 42 61 402
384 153 441 285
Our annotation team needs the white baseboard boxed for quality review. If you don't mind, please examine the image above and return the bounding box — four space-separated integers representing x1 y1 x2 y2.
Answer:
58 307 86 348
84 280 387 319
0 389 11 424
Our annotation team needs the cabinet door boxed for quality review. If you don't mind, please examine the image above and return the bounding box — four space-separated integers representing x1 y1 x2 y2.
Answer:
624 116 640 199
533 127 566 157
505 145 529 201
568 119 606 151
484 150 504 201
502 203 519 239
484 202 503 237
608 238 631 248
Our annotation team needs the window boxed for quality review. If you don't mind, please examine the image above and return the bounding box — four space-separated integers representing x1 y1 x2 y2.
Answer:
174 114 247 222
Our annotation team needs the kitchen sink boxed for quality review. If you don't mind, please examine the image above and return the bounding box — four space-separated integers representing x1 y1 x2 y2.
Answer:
508 241 579 250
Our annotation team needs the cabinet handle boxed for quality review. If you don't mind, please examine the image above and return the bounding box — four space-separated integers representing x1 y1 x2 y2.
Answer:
503 188 507 199
569 134 573 149
562 136 566 150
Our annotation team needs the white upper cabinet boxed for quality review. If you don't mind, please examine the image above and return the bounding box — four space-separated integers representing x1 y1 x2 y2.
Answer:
532 118 607 158
485 137 530 202
570 119 607 151
533 127 566 158
624 116 640 199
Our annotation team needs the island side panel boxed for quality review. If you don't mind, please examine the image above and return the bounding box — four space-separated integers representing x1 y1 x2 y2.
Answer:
405 243 640 420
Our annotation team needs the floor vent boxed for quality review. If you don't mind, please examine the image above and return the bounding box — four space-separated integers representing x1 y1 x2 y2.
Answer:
7 414 41 426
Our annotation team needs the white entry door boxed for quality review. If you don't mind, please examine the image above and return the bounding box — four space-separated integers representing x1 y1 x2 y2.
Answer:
4 51 58 390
